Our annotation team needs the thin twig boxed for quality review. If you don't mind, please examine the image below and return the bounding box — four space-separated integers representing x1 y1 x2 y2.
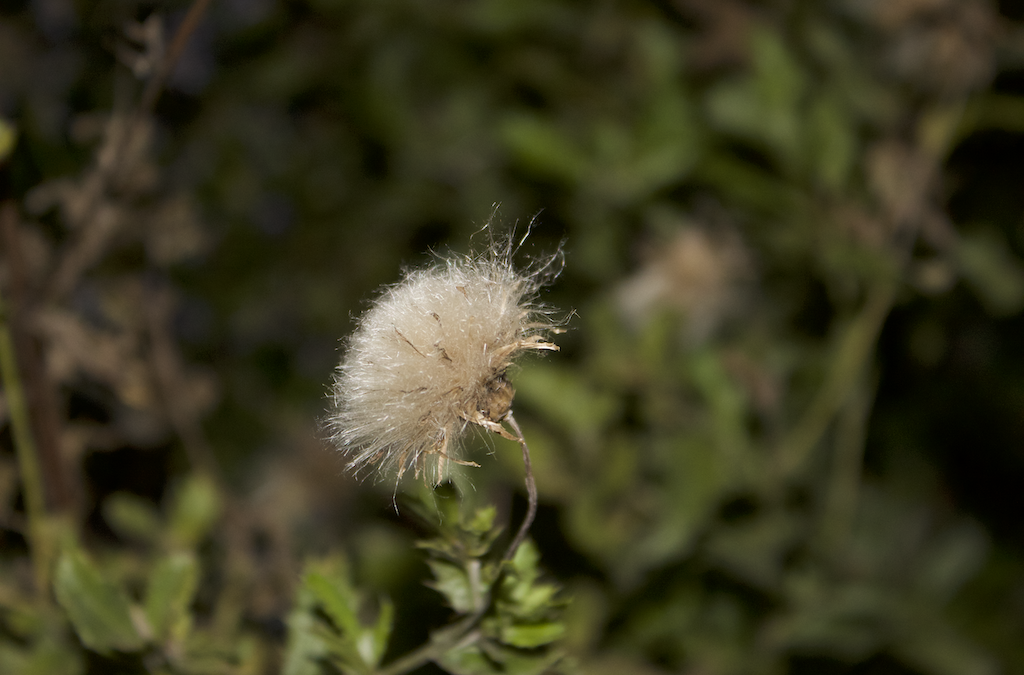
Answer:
0 286 47 591
138 0 214 116
375 614 482 675
819 373 877 557
45 0 214 303
776 280 896 481
1 203 77 513
502 412 538 562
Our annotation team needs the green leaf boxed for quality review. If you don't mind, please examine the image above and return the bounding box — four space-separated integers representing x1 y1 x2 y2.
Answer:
304 570 361 638
704 79 763 146
282 595 327 675
628 435 729 575
499 622 565 649
0 636 82 675
750 26 806 166
807 95 856 191
438 643 495 675
0 643 28 675
502 543 561 618
102 492 162 545
167 474 222 549
915 521 988 602
480 640 565 675
512 365 618 441
439 640 564 675
695 155 806 216
467 506 498 538
500 113 588 184
145 552 198 642
894 623 997 675
414 495 504 560
771 579 891 660
0 119 15 164
301 557 394 670
366 597 394 667
508 538 540 581
53 548 145 654
956 228 1024 316
704 27 807 170
705 513 804 589
426 559 478 613
690 349 750 463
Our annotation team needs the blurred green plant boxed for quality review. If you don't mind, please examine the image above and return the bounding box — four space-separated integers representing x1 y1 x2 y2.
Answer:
284 490 567 675
2 0 1024 674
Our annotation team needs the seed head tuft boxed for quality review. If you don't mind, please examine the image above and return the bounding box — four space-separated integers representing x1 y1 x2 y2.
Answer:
328 229 562 486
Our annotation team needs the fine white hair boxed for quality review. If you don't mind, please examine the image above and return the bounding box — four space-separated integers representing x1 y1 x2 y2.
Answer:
328 228 562 486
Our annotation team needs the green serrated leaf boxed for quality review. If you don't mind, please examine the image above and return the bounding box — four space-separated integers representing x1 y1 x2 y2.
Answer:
53 549 145 654
438 643 496 675
368 597 394 667
467 507 497 536
282 595 327 675
480 640 565 675
509 539 540 580
440 639 564 675
103 492 162 545
167 474 222 549
304 571 361 638
499 622 565 649
314 623 369 674
426 559 478 614
145 552 198 642
506 583 559 619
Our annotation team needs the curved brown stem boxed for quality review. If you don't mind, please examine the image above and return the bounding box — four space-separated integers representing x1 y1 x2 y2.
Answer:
502 412 537 562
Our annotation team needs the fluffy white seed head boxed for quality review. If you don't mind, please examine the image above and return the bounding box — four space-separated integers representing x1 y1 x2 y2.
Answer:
328 233 562 486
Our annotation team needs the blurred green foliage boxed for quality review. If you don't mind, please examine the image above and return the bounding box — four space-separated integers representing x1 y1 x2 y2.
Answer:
2 0 1024 674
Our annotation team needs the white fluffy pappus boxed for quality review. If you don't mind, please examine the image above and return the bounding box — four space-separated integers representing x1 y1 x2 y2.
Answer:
328 233 563 486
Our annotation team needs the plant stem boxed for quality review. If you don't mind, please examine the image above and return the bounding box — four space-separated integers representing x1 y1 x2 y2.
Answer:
373 413 538 674
375 612 482 675
138 0 214 116
503 412 537 562
820 374 876 556
0 287 48 590
777 280 895 480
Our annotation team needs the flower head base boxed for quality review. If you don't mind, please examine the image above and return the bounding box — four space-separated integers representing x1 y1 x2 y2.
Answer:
329 231 562 485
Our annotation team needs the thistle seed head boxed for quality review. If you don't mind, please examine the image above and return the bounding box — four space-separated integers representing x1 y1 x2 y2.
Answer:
328 230 562 485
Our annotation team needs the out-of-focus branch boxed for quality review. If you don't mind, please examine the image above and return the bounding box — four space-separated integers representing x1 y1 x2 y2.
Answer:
139 0 214 116
44 0 214 304
0 227 48 591
776 278 896 481
1 202 78 514
819 373 877 556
